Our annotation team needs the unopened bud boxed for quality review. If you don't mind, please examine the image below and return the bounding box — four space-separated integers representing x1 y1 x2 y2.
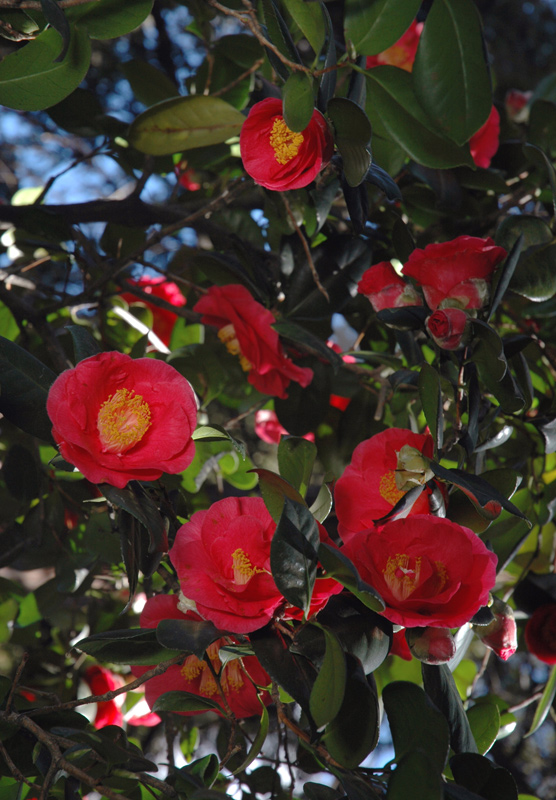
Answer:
406 626 456 665
473 596 517 661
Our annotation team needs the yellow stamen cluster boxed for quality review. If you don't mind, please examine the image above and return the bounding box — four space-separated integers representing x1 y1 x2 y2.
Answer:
97 388 151 454
269 118 304 165
218 324 252 372
379 471 406 506
232 548 266 585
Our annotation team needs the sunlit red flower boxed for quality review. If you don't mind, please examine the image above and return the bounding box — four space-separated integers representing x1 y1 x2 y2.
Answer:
525 604 556 664
469 106 500 169
426 307 470 350
132 594 272 718
239 98 334 191
365 21 423 72
342 516 498 628
47 352 197 489
194 284 313 399
170 496 342 634
334 428 437 543
120 276 186 346
358 261 423 312
402 236 507 311
84 665 124 728
474 596 517 661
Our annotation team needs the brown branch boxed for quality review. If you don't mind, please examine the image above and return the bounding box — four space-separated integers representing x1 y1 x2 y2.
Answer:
212 58 265 98
6 653 28 713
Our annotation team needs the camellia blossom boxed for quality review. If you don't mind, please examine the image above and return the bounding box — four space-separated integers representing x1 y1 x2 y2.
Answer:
426 307 470 350
254 409 315 444
358 261 423 312
366 20 423 71
170 496 342 634
120 276 186 347
84 665 125 728
342 516 498 628
194 284 313 399
47 352 197 488
239 98 334 191
469 106 500 169
524 604 556 664
474 596 517 661
132 595 272 718
402 235 507 311
334 428 437 543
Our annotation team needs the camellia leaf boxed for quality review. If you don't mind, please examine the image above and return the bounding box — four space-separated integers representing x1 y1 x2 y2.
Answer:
75 628 181 665
152 690 223 714
309 481 333 523
283 0 325 55
525 663 556 737
421 663 478 755
309 625 346 728
121 59 179 107
466 698 500 755
253 467 307 523
0 335 56 443
344 0 422 55
318 543 385 613
271 498 320 616
232 700 270 774
418 363 443 453
67 325 102 363
192 425 246 459
68 0 154 39
277 436 317 496
283 71 315 133
386 751 443 800
40 0 71 62
327 97 372 187
156 618 223 659
450 753 518 800
100 482 168 553
413 0 492 145
128 95 246 156
0 26 91 111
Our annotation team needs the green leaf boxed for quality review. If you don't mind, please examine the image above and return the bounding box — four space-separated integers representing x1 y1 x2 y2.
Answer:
3 444 41 503
421 663 478 755
383 681 450 771
232 701 270 774
413 0 492 145
283 71 314 133
450 753 518 800
309 481 333 523
76 628 181 665
0 335 56 442
386 751 443 800
278 436 317 496
0 25 91 111
192 425 246 459
283 0 325 54
466 698 500 755
67 325 102 363
344 0 422 55
526 663 556 737
309 626 346 728
510 239 556 302
101 481 168 553
68 0 154 39
323 656 379 769
121 59 179 107
40 0 71 62
253 467 307 524
0 302 19 342
156 618 223 659
152 690 223 714
271 498 320 616
365 68 474 169
261 0 302 78
418 363 443 453
128 95 246 156
318 543 385 614
327 97 372 187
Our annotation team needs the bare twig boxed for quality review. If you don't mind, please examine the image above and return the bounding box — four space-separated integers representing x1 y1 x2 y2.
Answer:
281 193 329 301
6 653 28 713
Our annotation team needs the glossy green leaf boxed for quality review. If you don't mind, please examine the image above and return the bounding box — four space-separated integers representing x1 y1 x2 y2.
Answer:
309 481 333 523
156 618 223 659
0 26 91 111
283 0 325 54
327 97 372 187
413 0 492 145
526 663 556 737
100 482 168 553
318 543 385 613
450 753 518 800
0 302 19 342
271 498 320 616
232 702 270 774
309 626 346 728
344 0 421 55
366 68 474 169
76 628 181 665
383 681 450 771
68 0 154 39
254 467 307 523
466 698 500 755
418 363 443 453
323 656 379 769
128 95 246 155
40 0 71 62
121 59 179 107
152 690 223 714
67 325 102 363
278 436 317 496
421 663 478 755
192 425 246 458
0 335 56 442
510 239 556 302
386 751 443 800
283 71 314 133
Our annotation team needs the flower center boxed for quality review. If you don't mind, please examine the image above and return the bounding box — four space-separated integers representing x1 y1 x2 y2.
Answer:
232 548 266 585
383 553 422 601
97 388 151 454
269 118 304 165
180 644 245 698
218 324 252 372
379 471 406 506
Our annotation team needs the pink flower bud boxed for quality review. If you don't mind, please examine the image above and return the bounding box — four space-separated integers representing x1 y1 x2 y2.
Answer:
473 596 517 661
426 308 469 350
406 627 456 665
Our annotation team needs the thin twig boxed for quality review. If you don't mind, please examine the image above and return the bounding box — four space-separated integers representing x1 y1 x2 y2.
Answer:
212 58 265 98
281 193 329 301
6 653 28 713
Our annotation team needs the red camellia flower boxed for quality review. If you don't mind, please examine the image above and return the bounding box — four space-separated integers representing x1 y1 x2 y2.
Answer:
47 352 197 488
132 595 272 718
525 604 556 664
334 428 437 543
366 20 423 71
239 98 334 191
402 235 507 311
342 516 498 628
120 276 186 347
170 496 342 634
194 284 313 399
358 261 423 312
254 409 315 444
426 308 470 350
469 106 500 169
84 665 124 728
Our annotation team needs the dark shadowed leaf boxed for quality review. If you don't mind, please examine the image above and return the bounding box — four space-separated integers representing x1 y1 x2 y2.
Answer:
376 305 428 330
156 618 223 659
450 753 518 800
67 325 102 363
309 625 346 728
232 702 270 774
153 690 222 714
364 162 402 201
386 750 443 800
318 543 385 613
344 0 421 55
253 468 307 523
271 498 320 615
278 436 317 496
2 444 41 503
121 59 178 107
40 0 71 62
327 98 372 187
421 663 478 754
487 235 523 322
283 0 325 54
274 358 332 436
68 0 154 39
418 363 443 453
76 628 181 665
101 482 168 553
